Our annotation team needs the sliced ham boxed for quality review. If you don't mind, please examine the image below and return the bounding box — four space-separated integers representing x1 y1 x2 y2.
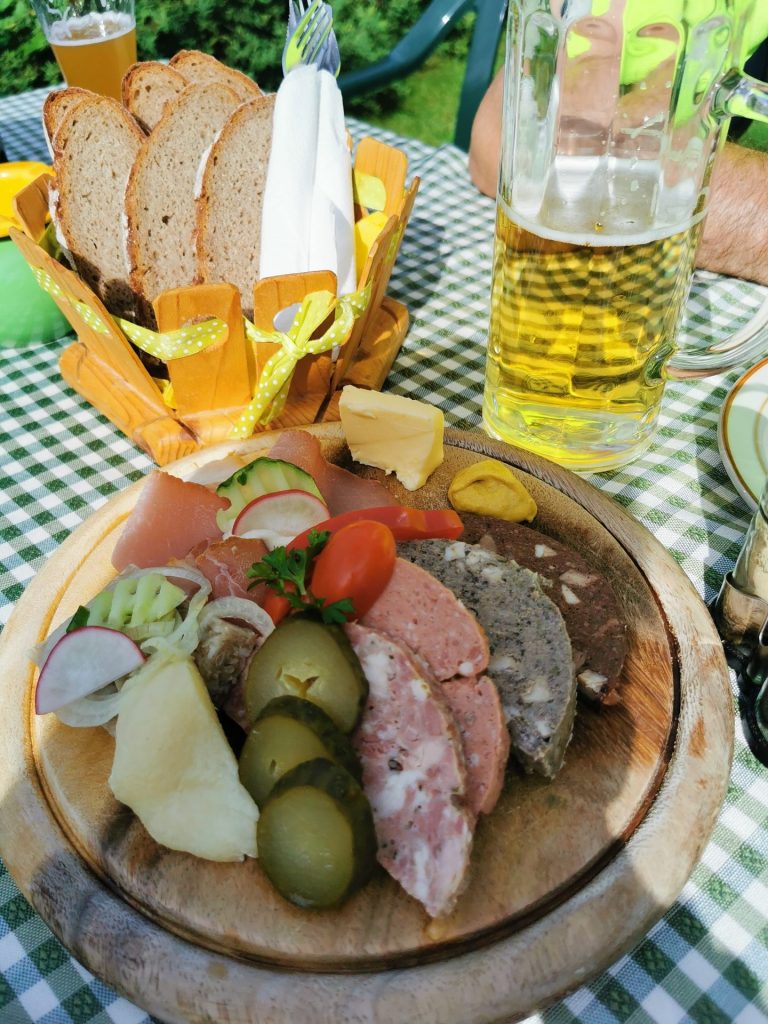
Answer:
112 472 226 571
345 623 474 919
191 536 268 601
269 430 397 516
440 676 510 817
360 559 489 682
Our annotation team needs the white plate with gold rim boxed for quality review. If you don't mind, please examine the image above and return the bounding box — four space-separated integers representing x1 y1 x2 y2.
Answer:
718 358 768 512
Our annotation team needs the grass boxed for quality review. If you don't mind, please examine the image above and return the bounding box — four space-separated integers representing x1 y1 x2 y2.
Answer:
739 120 768 152
347 53 467 147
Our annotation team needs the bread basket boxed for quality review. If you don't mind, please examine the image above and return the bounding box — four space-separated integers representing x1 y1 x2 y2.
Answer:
10 137 418 466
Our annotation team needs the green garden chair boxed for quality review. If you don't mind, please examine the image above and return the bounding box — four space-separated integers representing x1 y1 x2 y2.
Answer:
338 0 508 151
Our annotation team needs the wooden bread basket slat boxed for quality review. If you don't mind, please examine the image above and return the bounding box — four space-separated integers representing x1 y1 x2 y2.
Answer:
11 139 418 466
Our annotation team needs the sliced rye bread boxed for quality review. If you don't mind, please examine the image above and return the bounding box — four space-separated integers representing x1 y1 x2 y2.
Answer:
122 61 187 134
169 50 262 103
42 87 92 156
195 94 276 319
125 83 240 324
53 95 144 320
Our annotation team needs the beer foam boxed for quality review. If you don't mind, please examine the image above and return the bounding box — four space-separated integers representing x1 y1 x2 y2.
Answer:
505 154 706 247
48 12 134 45
500 195 705 249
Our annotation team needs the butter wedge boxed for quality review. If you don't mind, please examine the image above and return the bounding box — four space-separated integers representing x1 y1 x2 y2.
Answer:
339 386 444 491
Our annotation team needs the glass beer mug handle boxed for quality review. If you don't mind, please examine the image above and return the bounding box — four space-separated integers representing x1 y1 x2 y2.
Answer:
668 72 768 378
712 69 768 125
668 291 768 378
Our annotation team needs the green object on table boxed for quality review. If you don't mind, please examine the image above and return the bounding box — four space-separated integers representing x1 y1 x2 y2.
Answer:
338 0 506 151
0 237 70 348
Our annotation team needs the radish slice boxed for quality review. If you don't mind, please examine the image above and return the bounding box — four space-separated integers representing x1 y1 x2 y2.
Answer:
36 627 146 715
232 489 329 549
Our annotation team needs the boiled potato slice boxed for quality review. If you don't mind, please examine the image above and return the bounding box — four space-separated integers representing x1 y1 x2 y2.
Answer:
109 655 259 861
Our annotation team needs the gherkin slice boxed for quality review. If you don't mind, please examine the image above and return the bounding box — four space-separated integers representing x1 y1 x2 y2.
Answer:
257 758 377 909
239 696 361 805
243 616 367 733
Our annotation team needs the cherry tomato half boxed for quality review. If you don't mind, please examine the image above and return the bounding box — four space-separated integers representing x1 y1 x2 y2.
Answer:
310 520 396 620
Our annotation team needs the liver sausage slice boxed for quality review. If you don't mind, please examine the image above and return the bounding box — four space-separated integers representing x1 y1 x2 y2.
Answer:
399 541 577 779
345 623 474 918
440 675 510 817
360 558 489 681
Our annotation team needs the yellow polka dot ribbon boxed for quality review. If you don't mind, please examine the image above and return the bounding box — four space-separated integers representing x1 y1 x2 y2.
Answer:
31 266 228 360
233 283 372 438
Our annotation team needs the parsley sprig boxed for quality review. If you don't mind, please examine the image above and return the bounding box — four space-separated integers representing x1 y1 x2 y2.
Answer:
247 529 354 625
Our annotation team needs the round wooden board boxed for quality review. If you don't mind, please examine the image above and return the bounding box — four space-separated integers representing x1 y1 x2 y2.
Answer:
0 425 733 1024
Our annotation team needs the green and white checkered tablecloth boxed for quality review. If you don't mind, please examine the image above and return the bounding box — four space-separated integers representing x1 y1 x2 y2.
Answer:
0 86 766 1024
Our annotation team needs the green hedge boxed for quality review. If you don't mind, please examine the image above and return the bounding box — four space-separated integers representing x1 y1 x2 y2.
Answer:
1 0 470 114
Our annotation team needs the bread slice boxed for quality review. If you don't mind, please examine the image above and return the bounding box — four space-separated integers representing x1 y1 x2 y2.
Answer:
196 95 276 319
53 95 144 320
122 61 187 134
42 87 92 155
169 50 262 103
125 83 240 321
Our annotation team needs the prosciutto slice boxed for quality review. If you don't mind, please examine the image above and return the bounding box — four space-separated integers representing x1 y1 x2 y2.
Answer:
112 472 226 571
345 623 474 918
269 430 397 516
191 536 268 601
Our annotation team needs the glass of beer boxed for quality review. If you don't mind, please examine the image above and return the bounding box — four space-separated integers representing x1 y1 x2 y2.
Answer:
30 0 136 102
483 0 768 472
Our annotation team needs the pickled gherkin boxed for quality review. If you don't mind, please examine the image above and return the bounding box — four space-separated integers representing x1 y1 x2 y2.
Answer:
257 758 377 909
243 616 367 733
238 696 361 805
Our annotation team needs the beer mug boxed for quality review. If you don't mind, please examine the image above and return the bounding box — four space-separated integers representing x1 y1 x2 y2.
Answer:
30 0 137 103
483 0 768 471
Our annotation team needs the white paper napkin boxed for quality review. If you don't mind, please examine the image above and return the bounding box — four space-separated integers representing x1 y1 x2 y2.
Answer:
260 65 356 298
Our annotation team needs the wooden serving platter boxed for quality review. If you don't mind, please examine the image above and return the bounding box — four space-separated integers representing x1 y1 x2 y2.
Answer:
0 425 733 1024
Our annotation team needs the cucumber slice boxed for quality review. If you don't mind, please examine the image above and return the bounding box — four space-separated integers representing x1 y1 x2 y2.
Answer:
232 489 329 549
244 616 368 733
87 574 186 630
257 758 377 909
239 696 361 804
216 458 323 533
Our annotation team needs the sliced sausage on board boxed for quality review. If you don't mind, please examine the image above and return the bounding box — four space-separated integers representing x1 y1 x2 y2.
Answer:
440 675 510 818
360 558 489 681
398 541 577 779
345 623 474 919
460 514 628 704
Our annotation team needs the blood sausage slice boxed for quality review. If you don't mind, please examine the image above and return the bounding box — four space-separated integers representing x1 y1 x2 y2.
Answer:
461 514 627 703
399 541 576 779
440 676 510 817
345 623 474 919
360 559 489 681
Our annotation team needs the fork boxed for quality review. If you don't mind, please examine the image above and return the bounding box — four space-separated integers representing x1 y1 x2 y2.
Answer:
283 0 341 77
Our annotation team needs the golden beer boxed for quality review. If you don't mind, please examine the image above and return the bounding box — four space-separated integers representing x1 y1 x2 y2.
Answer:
483 198 703 471
48 12 137 101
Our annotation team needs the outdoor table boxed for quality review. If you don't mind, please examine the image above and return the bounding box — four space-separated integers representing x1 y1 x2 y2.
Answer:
1 85 766 1024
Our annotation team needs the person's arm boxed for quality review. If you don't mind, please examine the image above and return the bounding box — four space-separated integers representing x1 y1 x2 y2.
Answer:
468 70 503 201
697 143 768 285
468 71 768 286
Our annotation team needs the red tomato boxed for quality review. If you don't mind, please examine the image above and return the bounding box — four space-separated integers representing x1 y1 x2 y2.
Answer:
262 590 292 625
310 520 396 620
